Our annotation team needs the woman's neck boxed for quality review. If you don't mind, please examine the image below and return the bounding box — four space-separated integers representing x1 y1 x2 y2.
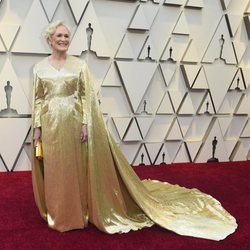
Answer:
50 52 67 61
49 52 67 70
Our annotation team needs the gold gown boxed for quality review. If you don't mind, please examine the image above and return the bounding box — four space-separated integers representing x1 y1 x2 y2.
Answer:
32 55 237 240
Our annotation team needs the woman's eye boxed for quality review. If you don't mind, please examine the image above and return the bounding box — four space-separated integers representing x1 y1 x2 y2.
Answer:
56 34 69 38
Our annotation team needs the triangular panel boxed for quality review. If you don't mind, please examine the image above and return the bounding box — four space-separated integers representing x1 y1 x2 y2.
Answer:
172 11 190 35
195 120 229 162
128 4 158 31
150 6 183 61
67 0 89 24
164 141 182 163
136 117 154 139
218 91 243 114
0 59 31 114
161 36 189 62
0 23 19 50
157 91 175 114
12 0 49 54
177 116 194 138
144 143 163 165
224 116 248 140
154 144 172 164
192 67 209 89
12 148 32 171
166 118 183 140
0 119 31 169
168 90 185 113
102 62 122 87
160 62 177 86
185 115 213 141
115 34 135 59
231 138 250 161
133 144 151 165
179 91 206 114
136 67 167 114
178 93 194 115
116 61 157 113
202 16 237 64
203 64 237 112
197 91 215 115
40 0 60 21
229 69 245 90
68 2 110 57
181 64 201 88
182 39 200 62
117 32 148 59
112 117 132 140
138 36 158 60
128 5 149 31
173 143 190 163
123 118 142 141
99 87 132 116
119 142 141 164
185 141 202 162
218 116 233 136
145 115 174 142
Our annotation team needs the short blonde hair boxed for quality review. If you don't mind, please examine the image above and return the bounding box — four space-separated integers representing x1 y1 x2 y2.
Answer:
43 20 71 42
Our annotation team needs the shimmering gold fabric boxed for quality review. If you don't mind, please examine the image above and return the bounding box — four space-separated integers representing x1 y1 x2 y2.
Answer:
32 56 237 240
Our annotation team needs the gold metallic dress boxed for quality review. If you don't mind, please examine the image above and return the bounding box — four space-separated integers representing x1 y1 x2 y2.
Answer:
32 55 237 240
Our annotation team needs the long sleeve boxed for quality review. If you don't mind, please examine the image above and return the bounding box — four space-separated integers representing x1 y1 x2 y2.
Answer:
32 68 44 128
79 65 93 124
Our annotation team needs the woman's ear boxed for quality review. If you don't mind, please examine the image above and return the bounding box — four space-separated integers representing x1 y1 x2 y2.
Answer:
47 37 52 46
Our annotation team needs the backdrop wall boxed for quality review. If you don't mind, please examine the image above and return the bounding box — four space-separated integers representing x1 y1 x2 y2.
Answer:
0 0 250 172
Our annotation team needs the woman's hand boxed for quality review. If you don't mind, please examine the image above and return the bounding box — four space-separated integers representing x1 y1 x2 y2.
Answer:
33 127 42 146
80 124 88 142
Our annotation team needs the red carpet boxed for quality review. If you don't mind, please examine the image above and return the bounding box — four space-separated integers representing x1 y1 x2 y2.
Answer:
0 161 249 250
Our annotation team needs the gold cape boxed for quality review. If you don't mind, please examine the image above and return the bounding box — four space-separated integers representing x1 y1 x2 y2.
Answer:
32 55 237 240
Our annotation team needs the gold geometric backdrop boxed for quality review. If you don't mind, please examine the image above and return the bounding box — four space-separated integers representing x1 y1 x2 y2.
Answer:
0 0 250 172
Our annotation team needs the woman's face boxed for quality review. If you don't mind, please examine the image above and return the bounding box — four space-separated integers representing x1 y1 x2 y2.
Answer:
49 25 70 53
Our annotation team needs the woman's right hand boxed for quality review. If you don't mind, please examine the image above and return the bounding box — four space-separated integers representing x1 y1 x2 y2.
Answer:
33 127 42 146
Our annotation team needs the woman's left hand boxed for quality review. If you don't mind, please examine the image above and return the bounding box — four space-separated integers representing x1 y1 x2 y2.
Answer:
80 124 88 142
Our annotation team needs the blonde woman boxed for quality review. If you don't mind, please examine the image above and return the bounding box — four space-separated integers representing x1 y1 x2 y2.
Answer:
32 21 88 231
32 21 237 240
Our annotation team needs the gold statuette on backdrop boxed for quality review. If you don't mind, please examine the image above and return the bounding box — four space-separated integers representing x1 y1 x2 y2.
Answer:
35 140 43 160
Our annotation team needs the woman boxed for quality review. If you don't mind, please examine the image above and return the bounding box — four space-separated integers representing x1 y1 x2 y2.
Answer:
32 21 237 240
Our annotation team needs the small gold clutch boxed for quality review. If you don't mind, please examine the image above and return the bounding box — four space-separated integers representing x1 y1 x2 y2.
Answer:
35 140 43 160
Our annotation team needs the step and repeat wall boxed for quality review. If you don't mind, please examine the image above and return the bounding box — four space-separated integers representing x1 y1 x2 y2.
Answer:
0 0 250 171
